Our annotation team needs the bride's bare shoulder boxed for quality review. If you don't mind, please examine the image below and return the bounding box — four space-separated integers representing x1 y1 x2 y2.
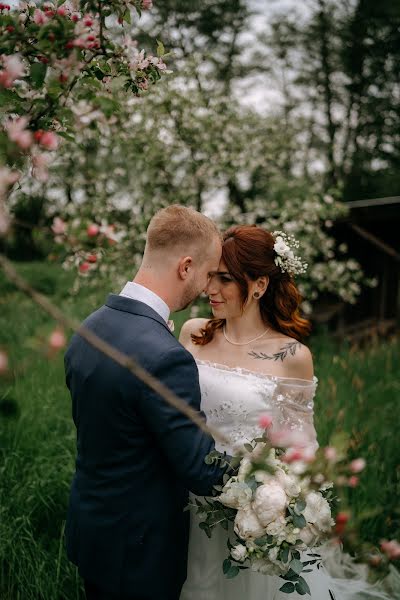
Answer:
253 335 314 380
179 318 210 347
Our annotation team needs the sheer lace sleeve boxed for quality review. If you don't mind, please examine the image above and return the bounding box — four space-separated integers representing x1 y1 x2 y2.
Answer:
272 378 318 450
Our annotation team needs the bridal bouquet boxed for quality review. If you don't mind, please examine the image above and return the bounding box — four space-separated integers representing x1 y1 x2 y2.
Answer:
194 429 337 596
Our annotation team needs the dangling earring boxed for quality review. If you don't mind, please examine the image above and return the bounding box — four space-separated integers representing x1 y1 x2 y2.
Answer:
253 291 260 299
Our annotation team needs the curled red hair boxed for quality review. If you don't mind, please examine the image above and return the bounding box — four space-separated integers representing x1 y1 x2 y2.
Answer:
192 225 311 345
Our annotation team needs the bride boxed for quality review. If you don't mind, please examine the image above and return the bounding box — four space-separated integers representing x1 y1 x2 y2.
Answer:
178 225 393 600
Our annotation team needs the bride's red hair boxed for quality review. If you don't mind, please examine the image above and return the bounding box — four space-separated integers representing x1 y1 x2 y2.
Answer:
192 225 311 345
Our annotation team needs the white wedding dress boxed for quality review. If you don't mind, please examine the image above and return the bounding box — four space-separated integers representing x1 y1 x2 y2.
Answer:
180 360 397 600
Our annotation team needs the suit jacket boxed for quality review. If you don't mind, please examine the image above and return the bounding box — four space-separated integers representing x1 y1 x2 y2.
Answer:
64 294 226 599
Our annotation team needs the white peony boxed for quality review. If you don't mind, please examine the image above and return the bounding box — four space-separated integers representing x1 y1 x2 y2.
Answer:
298 523 320 547
265 515 287 538
252 482 288 527
251 557 281 576
303 491 334 533
234 505 265 540
230 543 248 562
275 469 301 498
219 478 253 509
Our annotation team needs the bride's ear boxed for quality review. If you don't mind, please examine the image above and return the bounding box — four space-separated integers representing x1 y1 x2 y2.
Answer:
256 275 269 297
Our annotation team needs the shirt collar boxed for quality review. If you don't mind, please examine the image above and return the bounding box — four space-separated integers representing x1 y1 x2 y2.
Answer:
119 281 170 323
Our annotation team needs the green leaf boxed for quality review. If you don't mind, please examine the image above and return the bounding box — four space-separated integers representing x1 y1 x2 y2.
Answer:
292 513 306 528
244 443 253 452
157 39 165 57
289 558 303 575
296 576 311 595
223 559 231 574
226 565 240 578
295 499 306 512
123 9 131 24
254 535 270 547
280 546 289 563
280 582 295 593
30 62 47 88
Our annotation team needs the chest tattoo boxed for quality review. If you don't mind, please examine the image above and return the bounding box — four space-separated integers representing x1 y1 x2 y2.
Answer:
248 341 301 362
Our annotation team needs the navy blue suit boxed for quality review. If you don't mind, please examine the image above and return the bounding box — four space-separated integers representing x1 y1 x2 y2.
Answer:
64 294 225 600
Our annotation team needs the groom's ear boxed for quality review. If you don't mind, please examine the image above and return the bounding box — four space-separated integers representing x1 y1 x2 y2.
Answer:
178 256 193 279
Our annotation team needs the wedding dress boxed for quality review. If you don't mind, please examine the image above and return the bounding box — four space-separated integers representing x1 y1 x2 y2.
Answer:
180 360 398 600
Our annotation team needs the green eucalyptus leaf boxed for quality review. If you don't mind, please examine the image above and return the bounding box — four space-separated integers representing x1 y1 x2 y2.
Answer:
280 582 295 593
223 559 231 574
296 576 311 595
226 565 240 578
289 558 303 575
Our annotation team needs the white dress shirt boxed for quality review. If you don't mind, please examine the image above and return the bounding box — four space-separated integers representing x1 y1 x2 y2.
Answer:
119 281 170 324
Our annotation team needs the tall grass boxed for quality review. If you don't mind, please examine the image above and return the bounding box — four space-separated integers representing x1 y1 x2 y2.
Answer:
0 263 399 598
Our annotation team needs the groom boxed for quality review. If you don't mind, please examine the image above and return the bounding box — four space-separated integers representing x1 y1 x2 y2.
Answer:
64 205 226 600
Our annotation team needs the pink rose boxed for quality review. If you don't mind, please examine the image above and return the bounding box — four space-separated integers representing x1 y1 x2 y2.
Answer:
259 414 273 429
380 540 400 560
324 447 337 462
48 329 66 351
349 458 366 473
141 0 153 9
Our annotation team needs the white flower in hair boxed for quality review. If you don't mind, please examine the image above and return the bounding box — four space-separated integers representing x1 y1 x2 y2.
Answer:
272 231 308 276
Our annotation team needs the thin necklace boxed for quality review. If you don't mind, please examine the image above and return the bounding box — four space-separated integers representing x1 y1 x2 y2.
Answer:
223 325 270 346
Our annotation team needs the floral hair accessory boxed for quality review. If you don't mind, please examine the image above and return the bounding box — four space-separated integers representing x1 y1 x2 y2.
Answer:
272 231 308 276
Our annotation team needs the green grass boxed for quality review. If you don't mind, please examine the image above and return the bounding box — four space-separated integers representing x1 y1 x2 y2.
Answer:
0 262 399 598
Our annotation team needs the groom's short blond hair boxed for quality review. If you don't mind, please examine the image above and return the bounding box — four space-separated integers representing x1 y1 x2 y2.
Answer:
146 205 220 255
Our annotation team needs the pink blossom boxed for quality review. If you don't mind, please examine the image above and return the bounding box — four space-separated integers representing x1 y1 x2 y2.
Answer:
56 6 67 16
79 261 91 273
138 78 149 90
87 254 97 263
348 475 359 488
48 328 66 351
268 428 311 449
87 223 99 237
51 217 67 235
259 414 273 429
0 54 25 88
4 117 33 150
0 166 20 194
39 131 59 151
349 458 366 473
324 446 337 462
34 9 49 25
141 0 153 9
150 56 167 71
380 540 400 560
281 448 304 463
31 152 50 182
83 14 93 26
0 350 9 374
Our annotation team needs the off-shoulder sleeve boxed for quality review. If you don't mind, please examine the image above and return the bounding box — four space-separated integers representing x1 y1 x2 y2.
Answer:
272 378 318 450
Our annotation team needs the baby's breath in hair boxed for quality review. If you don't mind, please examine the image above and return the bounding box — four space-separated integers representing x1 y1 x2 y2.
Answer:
272 231 308 276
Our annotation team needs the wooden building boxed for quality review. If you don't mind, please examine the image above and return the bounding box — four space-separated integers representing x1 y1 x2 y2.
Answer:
312 196 400 341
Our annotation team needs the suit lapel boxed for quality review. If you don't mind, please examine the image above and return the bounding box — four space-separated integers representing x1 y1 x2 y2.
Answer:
105 294 174 336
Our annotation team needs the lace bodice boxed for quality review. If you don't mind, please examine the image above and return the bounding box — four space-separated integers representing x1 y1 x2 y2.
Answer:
197 360 318 454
